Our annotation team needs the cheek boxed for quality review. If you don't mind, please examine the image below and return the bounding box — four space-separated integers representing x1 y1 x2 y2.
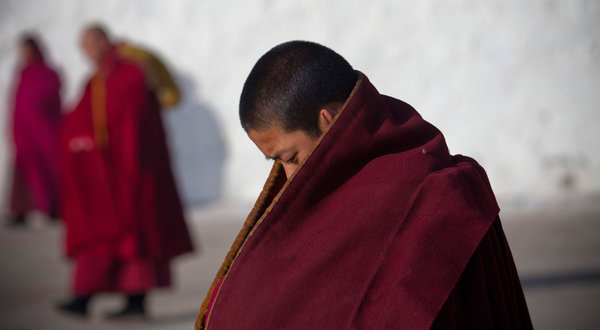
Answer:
299 150 312 164
299 140 317 162
83 44 98 59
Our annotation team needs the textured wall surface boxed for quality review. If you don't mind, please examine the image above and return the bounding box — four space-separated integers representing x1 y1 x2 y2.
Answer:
1 0 598 209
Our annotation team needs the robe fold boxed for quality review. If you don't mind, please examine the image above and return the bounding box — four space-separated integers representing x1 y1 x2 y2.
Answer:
10 60 61 215
60 49 193 294
196 74 531 329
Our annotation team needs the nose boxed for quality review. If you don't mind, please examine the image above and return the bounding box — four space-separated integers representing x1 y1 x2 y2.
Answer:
282 164 298 179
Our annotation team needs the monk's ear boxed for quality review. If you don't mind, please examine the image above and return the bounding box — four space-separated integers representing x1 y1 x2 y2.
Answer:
318 108 335 133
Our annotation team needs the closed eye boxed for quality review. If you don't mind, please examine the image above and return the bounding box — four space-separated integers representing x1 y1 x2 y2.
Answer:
284 154 298 164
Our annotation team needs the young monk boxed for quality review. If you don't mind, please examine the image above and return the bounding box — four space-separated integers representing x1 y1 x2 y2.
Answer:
196 40 532 329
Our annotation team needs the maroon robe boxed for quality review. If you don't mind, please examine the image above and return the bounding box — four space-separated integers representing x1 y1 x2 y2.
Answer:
10 60 61 216
60 49 193 294
196 74 531 329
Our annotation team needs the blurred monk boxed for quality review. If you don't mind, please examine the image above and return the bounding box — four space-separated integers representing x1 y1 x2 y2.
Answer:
57 24 193 319
7 34 61 226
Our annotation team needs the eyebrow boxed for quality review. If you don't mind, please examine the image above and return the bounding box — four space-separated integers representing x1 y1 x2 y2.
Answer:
265 152 282 161
265 148 290 161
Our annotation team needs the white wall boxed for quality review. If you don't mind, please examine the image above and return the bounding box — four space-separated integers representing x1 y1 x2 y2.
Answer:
1 0 599 210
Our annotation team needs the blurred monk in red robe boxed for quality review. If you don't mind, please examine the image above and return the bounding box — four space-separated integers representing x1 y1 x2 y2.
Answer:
8 35 61 226
57 24 193 319
196 41 532 329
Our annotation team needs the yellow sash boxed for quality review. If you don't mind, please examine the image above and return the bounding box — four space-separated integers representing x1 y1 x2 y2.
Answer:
91 73 108 148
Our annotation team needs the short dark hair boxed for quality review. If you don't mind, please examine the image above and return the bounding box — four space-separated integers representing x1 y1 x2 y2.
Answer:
20 33 44 61
239 40 357 137
84 23 110 39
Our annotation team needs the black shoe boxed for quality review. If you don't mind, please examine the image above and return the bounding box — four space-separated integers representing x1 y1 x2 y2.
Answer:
5 214 26 228
105 294 146 321
56 296 90 317
105 305 146 321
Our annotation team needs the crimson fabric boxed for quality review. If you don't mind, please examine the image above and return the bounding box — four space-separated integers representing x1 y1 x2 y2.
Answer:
60 49 193 293
430 220 531 329
204 75 531 329
73 244 170 295
10 60 61 215
205 278 224 318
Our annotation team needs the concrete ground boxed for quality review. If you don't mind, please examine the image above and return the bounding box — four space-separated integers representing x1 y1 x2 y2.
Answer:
0 200 599 330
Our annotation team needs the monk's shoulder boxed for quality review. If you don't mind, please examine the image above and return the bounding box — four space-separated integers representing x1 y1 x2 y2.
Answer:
416 157 499 217
113 60 145 85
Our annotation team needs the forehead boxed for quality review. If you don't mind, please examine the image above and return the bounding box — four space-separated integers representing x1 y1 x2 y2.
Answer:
247 126 316 159
80 32 93 46
81 30 103 45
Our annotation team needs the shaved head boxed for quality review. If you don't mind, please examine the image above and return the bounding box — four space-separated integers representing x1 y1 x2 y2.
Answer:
239 41 357 137
80 24 112 65
19 34 44 64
